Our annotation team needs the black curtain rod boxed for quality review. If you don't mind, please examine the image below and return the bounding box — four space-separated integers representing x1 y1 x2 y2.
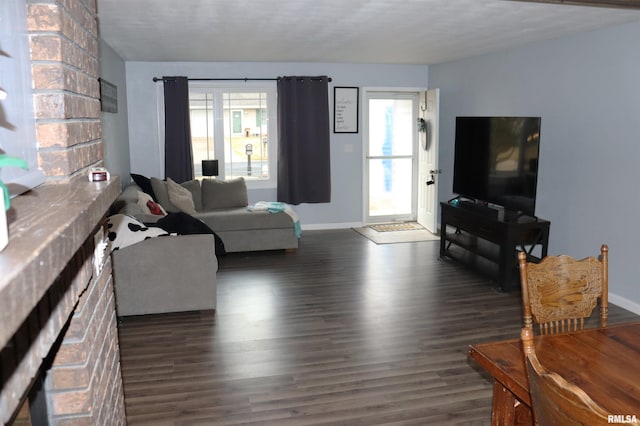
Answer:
152 76 332 82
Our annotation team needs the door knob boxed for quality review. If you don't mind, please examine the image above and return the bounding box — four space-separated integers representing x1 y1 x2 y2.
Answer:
426 180 435 186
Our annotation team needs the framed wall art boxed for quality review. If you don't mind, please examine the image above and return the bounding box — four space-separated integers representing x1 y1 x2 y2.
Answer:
333 86 359 133
99 78 118 113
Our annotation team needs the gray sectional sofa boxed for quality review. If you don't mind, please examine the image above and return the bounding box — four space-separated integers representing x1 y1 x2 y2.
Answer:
108 175 299 317
113 176 299 253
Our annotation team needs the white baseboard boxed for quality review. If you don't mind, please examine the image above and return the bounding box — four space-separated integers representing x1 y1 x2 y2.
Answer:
301 222 363 231
609 293 640 316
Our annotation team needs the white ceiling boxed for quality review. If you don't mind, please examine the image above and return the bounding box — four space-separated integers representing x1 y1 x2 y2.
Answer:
97 0 640 65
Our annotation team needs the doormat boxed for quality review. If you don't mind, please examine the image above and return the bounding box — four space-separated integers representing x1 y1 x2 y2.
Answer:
368 222 424 232
353 226 439 244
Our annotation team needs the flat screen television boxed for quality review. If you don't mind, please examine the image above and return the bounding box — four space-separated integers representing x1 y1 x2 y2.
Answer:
453 116 541 216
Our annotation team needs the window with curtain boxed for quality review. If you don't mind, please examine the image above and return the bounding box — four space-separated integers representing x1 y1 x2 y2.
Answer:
188 83 277 188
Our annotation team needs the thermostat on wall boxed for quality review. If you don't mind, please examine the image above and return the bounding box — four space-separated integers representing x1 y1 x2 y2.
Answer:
88 167 110 182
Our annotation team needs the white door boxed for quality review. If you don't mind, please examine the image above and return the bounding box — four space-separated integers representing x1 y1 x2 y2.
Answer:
416 89 439 233
365 91 419 224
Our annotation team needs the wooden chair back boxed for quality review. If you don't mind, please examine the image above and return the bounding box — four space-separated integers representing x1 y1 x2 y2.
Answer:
521 327 610 425
518 244 608 335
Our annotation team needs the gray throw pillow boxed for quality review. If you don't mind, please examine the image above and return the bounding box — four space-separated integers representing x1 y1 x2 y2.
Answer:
150 177 179 212
180 179 202 211
202 177 248 210
166 178 197 214
150 177 205 213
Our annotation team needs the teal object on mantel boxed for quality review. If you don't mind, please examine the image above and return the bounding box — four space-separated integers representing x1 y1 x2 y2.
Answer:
0 154 29 251
0 154 29 210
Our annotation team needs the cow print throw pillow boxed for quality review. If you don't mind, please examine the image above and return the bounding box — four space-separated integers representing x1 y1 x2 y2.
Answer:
107 214 170 251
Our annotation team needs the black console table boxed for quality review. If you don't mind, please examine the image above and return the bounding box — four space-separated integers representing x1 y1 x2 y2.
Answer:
439 201 550 291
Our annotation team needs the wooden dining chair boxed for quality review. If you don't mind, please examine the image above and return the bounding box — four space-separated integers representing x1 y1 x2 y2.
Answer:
521 327 610 425
518 244 608 335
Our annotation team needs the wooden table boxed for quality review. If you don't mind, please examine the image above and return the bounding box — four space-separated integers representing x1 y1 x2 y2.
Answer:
469 321 640 425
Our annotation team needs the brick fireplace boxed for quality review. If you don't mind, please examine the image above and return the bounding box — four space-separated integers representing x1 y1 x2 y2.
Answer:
0 0 126 424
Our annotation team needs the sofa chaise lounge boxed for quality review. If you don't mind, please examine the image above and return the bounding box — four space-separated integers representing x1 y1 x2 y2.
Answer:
111 233 218 316
108 175 299 317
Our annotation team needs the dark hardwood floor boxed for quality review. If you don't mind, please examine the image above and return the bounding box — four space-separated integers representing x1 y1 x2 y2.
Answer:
117 229 639 425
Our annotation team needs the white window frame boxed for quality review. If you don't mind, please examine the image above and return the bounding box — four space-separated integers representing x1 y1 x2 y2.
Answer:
0 0 45 195
189 82 277 189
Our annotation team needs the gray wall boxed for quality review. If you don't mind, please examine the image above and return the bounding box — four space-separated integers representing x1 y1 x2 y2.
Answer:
430 21 640 312
124 61 428 227
100 39 131 189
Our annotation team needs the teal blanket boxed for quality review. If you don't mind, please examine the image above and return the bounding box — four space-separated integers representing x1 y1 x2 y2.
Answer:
248 201 301 238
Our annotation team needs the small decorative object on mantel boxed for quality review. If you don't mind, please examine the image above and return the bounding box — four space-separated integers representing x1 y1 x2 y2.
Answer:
0 154 29 251
88 166 110 182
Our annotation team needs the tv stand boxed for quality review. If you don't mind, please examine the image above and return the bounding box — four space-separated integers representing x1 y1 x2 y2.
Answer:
439 201 550 291
455 200 499 218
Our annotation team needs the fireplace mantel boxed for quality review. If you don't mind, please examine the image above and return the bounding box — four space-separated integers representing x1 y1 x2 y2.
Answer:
0 177 123 424
0 178 120 348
